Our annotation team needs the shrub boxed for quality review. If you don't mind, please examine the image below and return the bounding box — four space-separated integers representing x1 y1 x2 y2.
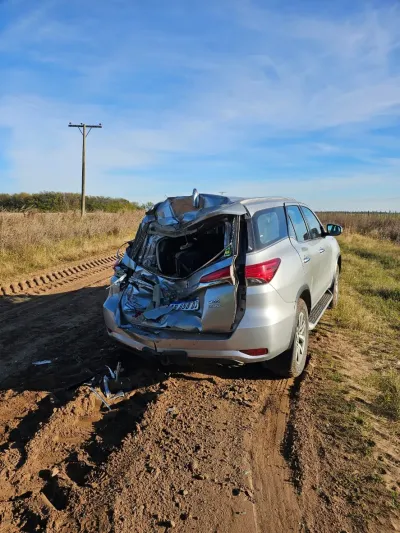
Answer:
0 192 141 213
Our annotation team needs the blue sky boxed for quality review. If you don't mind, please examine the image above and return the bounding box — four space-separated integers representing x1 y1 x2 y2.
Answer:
1 0 400 210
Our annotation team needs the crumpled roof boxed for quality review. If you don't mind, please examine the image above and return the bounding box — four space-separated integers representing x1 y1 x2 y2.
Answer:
147 192 246 227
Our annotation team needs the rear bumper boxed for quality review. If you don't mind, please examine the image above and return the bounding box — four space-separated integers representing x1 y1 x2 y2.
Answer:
103 284 296 364
107 328 265 364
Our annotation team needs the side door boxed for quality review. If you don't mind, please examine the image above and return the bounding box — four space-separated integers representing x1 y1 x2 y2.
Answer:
300 206 333 299
285 205 320 307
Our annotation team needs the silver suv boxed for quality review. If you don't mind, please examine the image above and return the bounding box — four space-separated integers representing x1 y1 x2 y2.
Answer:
104 191 342 377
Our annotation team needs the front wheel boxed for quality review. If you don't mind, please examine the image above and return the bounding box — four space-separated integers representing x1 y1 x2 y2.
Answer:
265 299 309 378
329 264 340 309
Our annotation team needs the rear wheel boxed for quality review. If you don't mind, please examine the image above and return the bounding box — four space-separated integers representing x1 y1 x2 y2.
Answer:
265 299 309 378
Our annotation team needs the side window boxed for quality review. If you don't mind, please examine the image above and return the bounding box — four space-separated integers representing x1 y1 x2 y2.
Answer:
301 207 322 239
252 207 288 249
286 206 309 243
287 217 297 239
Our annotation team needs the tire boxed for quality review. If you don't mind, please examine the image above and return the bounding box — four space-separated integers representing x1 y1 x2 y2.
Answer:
266 299 309 378
329 264 340 309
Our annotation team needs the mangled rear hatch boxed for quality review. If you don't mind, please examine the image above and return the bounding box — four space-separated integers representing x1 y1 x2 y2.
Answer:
115 191 247 335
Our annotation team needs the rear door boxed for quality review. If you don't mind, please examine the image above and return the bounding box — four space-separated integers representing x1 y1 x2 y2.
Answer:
300 206 333 298
120 216 244 335
286 205 321 307
178 218 241 333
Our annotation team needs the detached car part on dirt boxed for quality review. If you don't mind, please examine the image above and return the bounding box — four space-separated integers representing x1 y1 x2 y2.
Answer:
104 190 342 377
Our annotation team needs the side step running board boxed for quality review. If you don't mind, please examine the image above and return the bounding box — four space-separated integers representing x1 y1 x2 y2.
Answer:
309 290 333 330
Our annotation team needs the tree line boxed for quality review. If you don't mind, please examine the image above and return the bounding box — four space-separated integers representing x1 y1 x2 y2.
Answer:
0 192 153 212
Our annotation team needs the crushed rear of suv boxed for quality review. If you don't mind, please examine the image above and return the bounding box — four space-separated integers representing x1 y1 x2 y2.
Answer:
104 190 342 377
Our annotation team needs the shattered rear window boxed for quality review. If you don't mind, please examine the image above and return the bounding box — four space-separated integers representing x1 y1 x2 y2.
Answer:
135 218 235 278
252 207 288 250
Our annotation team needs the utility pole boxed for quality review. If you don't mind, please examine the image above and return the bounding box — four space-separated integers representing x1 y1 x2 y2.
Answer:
68 122 102 217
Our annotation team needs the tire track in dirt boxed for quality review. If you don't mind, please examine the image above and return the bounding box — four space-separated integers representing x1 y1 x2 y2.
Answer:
0 258 302 533
246 378 301 533
61 371 290 533
0 254 116 299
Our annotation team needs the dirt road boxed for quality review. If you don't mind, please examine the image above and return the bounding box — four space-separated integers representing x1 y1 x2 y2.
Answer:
0 257 325 532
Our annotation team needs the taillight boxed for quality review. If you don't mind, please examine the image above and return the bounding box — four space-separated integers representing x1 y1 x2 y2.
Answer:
240 348 268 356
200 266 231 283
245 258 281 285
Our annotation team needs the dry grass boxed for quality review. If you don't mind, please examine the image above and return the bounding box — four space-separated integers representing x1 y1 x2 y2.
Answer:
319 212 400 242
0 211 144 283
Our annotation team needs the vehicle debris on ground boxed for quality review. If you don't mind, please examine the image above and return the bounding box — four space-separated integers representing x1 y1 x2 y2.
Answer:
84 361 125 408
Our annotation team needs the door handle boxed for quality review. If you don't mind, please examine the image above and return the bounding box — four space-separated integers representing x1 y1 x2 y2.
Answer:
319 248 325 254
303 256 311 263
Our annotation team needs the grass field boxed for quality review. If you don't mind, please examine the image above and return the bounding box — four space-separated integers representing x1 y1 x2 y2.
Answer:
291 231 400 529
318 211 400 242
332 233 400 334
0 211 144 283
1 210 399 283
334 233 400 412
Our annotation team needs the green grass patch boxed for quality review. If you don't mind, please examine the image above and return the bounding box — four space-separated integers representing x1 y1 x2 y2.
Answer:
302 351 391 526
370 370 400 421
299 234 400 529
332 235 400 334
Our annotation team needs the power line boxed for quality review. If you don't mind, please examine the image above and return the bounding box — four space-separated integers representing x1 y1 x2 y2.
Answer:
68 122 102 217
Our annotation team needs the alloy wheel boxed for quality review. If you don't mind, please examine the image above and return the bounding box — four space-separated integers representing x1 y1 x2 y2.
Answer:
295 311 307 363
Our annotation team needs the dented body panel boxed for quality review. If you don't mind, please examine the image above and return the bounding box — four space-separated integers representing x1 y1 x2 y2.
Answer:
116 257 238 334
144 193 247 228
114 200 242 334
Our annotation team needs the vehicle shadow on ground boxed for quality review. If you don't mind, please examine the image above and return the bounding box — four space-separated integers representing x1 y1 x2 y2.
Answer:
0 286 279 395
0 286 280 493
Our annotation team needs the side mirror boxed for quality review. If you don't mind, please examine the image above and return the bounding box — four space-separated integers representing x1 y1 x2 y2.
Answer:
326 223 342 236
